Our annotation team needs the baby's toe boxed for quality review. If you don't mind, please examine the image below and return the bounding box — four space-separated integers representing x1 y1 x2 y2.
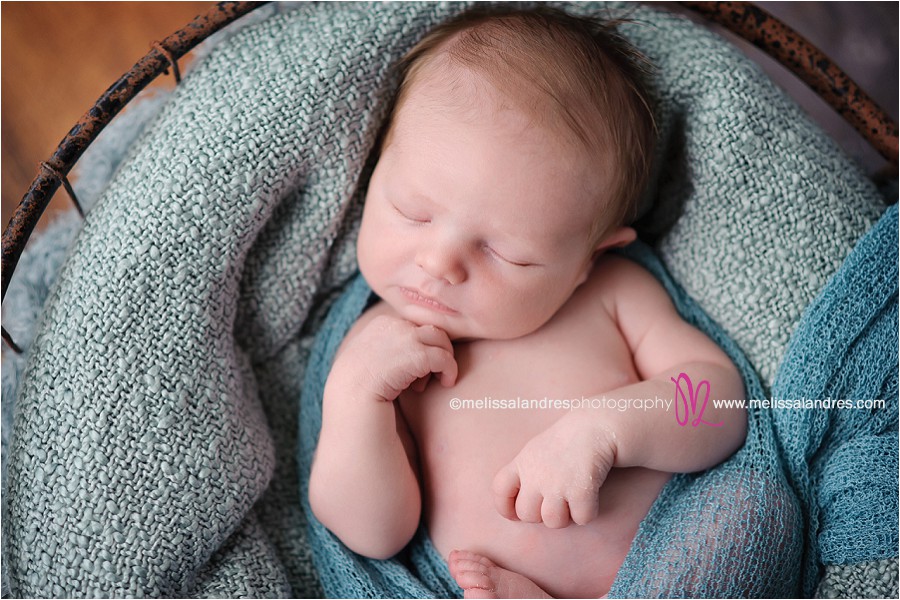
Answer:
454 568 495 593
449 549 497 570
449 550 498 596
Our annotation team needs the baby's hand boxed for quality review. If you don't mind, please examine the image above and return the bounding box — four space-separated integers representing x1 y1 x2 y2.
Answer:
491 414 617 528
336 315 458 402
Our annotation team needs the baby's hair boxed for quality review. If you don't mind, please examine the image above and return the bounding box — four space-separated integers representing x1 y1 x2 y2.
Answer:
381 6 657 244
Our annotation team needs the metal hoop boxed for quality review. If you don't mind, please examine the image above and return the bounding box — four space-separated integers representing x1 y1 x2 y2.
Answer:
1 1 266 303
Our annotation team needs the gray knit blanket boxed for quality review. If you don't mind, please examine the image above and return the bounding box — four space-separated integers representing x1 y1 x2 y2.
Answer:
2 2 895 597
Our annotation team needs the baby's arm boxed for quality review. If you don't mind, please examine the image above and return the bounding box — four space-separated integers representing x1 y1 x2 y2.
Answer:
308 312 457 559
493 256 746 527
595 256 747 472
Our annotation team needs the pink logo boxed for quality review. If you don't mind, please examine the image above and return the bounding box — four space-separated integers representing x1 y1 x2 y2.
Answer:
672 372 723 427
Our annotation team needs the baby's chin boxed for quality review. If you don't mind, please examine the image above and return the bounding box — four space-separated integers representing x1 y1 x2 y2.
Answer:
406 315 475 342
389 307 477 342
385 298 542 342
407 316 533 344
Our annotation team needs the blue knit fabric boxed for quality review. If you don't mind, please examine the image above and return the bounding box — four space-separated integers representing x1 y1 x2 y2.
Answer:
771 204 899 595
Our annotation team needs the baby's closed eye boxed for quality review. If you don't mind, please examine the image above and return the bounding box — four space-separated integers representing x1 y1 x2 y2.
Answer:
391 202 431 224
481 243 539 267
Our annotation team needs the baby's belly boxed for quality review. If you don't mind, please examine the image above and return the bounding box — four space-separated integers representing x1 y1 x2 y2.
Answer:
400 337 671 598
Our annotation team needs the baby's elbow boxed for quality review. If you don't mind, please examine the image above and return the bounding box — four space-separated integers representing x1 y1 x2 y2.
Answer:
346 531 416 561
343 498 422 559
307 466 331 523
314 505 420 560
715 362 748 452
728 376 748 451
307 468 420 560
308 465 341 536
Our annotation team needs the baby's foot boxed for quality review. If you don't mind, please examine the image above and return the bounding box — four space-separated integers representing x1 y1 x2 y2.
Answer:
448 550 553 599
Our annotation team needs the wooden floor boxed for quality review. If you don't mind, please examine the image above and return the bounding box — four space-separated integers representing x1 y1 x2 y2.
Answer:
1 1 211 232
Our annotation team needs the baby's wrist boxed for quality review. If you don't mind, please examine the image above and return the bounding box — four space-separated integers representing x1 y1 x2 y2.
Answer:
558 409 620 470
583 410 644 469
324 364 386 406
591 420 620 470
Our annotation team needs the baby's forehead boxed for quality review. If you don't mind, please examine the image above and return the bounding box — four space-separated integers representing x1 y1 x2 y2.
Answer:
396 59 598 155
388 63 617 207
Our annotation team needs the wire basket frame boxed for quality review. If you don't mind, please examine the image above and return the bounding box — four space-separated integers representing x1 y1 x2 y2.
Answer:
1 0 897 353
1 2 266 297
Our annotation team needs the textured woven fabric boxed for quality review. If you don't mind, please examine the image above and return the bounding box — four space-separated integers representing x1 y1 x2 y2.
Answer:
3 2 894 597
1 88 173 599
817 559 899 599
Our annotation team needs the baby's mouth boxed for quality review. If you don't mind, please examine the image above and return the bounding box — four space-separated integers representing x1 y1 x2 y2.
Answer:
400 287 458 315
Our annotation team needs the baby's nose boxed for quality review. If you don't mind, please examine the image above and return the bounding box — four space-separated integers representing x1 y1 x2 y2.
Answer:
416 247 466 285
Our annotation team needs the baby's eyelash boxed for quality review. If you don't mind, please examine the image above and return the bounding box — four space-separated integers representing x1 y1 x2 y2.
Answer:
484 244 534 267
391 203 430 224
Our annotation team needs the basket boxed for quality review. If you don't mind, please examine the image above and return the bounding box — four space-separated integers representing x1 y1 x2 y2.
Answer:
1 2 896 597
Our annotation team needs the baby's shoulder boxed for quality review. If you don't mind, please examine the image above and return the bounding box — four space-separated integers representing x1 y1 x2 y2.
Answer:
579 253 675 326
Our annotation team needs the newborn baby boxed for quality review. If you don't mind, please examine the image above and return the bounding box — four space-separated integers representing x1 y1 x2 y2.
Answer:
309 8 747 598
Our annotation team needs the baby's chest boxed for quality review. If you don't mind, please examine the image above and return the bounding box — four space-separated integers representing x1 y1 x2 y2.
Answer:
457 314 636 398
400 306 639 440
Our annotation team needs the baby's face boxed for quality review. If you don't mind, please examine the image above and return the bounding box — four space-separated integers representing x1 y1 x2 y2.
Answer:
357 72 608 341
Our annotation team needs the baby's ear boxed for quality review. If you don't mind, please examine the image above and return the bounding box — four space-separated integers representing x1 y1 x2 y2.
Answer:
593 226 637 257
577 227 637 286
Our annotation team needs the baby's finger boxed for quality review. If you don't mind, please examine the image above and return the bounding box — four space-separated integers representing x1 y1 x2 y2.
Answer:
491 465 520 521
410 375 431 393
416 324 454 355
514 489 543 524
540 496 571 529
567 489 600 526
424 346 458 387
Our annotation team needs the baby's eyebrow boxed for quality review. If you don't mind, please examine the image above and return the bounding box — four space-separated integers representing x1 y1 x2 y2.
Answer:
410 192 436 206
393 188 438 210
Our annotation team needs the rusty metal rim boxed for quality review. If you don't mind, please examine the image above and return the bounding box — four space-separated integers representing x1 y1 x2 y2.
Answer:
2 1 897 352
0 1 268 308
679 0 899 166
